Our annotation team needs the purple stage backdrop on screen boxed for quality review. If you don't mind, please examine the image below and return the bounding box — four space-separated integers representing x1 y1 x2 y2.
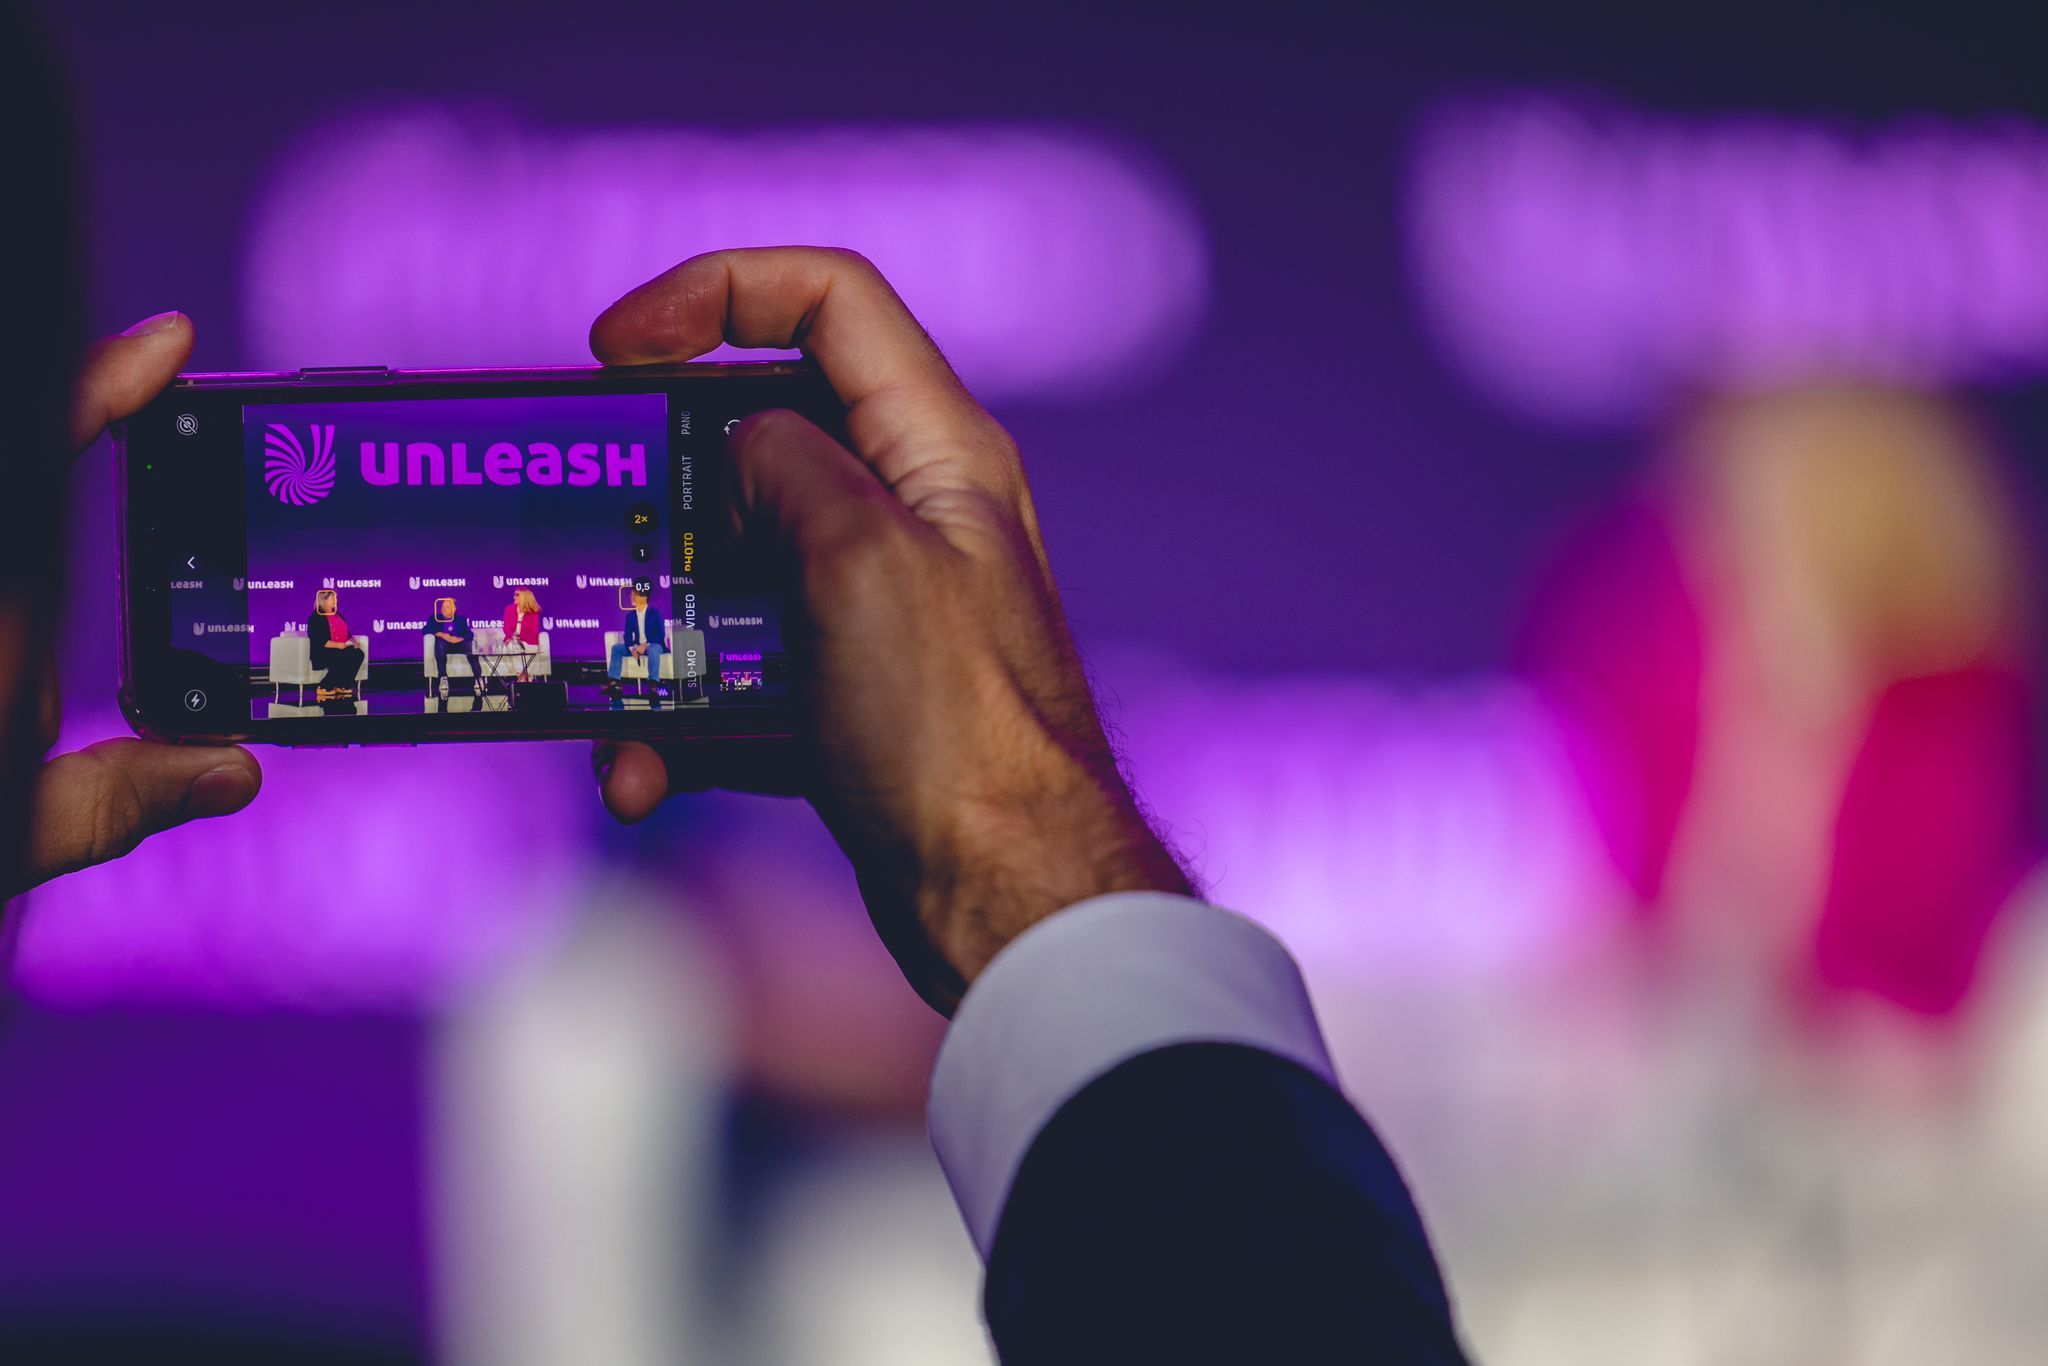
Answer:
241 392 679 666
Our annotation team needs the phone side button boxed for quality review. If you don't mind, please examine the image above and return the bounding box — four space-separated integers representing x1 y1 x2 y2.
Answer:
297 365 393 383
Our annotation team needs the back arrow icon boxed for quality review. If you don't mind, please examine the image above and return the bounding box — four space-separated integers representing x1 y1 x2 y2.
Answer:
186 557 197 570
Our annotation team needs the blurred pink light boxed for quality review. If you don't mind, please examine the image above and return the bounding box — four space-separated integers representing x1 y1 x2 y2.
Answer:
1409 95 2048 424
244 108 1209 401
9 670 1622 1007
9 711 595 1008
1113 671 1623 978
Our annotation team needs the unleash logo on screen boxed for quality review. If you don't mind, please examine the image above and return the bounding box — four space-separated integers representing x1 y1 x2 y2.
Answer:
359 439 647 488
264 424 338 506
264 424 651 504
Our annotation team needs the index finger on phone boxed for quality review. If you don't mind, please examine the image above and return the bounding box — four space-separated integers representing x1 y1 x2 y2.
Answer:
71 311 195 453
588 248 1020 496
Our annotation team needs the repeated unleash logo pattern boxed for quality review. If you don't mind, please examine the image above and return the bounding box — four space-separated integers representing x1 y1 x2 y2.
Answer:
263 424 337 506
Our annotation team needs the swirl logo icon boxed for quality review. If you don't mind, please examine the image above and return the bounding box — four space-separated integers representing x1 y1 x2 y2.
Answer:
263 424 337 506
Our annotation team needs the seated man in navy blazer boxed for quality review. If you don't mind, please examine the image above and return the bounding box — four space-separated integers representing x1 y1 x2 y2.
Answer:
426 596 479 697
603 588 666 696
591 248 1473 1364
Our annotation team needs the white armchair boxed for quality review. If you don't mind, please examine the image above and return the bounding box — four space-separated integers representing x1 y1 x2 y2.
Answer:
605 629 662 692
270 631 366 703
422 628 478 692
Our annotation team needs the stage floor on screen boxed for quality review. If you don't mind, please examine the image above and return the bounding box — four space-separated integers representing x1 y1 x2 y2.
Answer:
251 681 709 720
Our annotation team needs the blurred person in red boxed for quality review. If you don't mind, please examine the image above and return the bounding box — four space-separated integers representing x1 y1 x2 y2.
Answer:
1523 385 2037 1022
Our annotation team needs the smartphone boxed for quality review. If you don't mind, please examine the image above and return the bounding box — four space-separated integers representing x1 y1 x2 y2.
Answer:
116 362 840 746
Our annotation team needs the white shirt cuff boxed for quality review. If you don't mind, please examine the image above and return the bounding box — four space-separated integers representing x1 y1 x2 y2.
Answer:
927 891 1335 1260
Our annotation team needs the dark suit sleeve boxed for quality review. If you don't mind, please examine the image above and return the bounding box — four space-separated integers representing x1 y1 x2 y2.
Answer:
982 1042 1469 1365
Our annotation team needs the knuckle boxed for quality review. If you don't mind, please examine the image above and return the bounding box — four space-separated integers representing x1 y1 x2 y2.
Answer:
816 246 882 279
951 417 1032 501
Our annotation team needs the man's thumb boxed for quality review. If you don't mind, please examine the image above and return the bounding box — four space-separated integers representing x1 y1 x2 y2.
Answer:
22 739 261 890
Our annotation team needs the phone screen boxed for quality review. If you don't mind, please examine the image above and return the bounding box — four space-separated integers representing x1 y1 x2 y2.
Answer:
121 364 829 745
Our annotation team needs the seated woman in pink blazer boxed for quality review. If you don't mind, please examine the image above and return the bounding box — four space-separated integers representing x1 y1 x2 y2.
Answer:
500 587 542 681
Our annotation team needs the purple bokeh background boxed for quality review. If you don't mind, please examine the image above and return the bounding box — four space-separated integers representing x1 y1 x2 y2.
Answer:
17 0 2048 1353
1410 95 2048 426
0 1008 430 1350
242 110 1210 403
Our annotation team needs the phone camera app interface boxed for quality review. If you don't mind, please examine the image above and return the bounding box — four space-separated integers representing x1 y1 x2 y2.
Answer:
197 391 785 721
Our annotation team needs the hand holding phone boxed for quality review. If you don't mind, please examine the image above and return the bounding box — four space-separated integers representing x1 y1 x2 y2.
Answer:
587 249 1194 1015
119 356 840 743
104 248 1193 1019
20 312 262 895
